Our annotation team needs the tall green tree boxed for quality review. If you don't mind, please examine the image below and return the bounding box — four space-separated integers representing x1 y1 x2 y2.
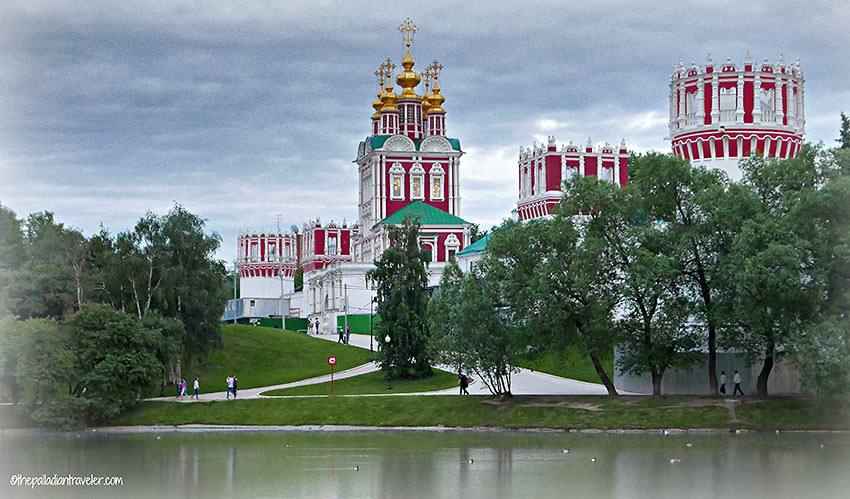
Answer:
628 153 753 395
7 212 88 319
367 215 433 379
838 112 850 149
65 304 165 423
0 204 26 317
429 259 522 396
727 150 822 395
87 205 227 361
728 146 849 395
567 175 700 396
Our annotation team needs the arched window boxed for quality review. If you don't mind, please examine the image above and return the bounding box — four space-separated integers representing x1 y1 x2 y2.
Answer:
430 163 445 200
389 162 405 200
410 163 425 200
444 233 460 261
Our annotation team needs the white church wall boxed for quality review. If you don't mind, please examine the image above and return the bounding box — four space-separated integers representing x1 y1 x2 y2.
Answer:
240 276 294 299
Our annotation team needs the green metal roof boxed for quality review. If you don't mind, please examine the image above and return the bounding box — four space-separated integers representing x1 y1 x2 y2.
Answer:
456 233 492 256
367 135 462 152
378 201 470 226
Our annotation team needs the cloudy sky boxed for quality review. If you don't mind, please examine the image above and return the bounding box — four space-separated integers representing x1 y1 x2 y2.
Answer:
1 0 848 264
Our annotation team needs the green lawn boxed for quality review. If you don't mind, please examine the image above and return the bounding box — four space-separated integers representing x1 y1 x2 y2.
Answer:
261 369 459 396
160 325 374 397
516 346 614 385
110 395 850 431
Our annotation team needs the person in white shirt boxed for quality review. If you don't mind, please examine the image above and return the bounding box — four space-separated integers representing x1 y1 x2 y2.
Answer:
719 371 727 395
733 370 744 396
226 375 234 400
193 378 199 399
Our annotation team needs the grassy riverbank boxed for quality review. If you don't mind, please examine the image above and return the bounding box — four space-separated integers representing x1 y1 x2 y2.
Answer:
105 396 850 431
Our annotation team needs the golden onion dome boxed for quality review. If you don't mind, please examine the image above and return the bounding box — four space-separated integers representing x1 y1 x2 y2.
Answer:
381 83 399 112
396 49 421 99
428 82 445 113
372 93 383 118
421 90 432 115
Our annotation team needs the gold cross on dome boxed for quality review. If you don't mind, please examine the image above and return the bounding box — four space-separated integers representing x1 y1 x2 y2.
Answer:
384 58 396 80
398 18 418 48
430 60 444 80
375 62 386 90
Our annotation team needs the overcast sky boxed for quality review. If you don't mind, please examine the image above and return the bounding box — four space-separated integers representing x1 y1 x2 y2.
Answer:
1 0 848 264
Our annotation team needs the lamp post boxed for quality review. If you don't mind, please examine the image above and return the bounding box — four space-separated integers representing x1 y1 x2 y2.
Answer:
384 334 392 390
369 297 376 352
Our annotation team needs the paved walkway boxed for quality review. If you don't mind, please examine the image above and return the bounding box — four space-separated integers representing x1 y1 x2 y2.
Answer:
150 362 381 403
309 332 618 396
151 331 624 403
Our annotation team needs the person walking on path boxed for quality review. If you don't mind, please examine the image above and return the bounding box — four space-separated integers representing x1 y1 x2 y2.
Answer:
720 371 727 395
338 327 345 343
459 374 470 395
733 371 744 395
233 375 238 398
181 378 188 399
192 377 199 399
226 375 234 400
315 319 320 335
345 325 351 344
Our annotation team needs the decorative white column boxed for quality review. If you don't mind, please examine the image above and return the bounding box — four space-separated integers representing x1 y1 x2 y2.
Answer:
752 73 762 123
711 73 720 123
776 77 785 125
696 76 705 124
735 73 745 123
678 82 686 129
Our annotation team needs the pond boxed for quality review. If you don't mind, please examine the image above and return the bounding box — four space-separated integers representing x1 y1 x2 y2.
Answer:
1 429 848 498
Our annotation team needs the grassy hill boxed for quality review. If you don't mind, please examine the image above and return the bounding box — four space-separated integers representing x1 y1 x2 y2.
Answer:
165 325 374 396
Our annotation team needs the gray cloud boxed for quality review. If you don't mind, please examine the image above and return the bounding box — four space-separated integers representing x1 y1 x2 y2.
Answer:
1 0 847 262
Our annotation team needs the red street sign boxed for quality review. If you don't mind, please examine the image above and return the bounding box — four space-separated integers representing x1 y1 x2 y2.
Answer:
328 356 337 365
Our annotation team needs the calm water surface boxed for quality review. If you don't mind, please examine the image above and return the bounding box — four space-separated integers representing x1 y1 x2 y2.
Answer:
1 430 848 498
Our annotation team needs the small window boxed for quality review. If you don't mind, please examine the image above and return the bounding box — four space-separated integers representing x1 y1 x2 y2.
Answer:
412 176 422 198
393 177 402 197
249 300 256 307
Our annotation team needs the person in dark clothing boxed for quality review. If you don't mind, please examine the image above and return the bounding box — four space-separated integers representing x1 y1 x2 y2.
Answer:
459 374 469 395
338 327 345 343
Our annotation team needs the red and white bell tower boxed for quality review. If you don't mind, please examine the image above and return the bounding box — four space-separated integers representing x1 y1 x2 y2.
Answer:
355 18 469 264
668 52 805 180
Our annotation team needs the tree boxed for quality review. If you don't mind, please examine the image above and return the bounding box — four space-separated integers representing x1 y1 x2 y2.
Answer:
428 259 466 374
725 151 827 395
429 259 522 397
483 216 620 395
87 205 227 361
469 223 489 244
5 212 88 319
294 265 303 292
0 204 26 317
65 304 165 423
838 112 850 149
628 153 749 395
566 175 700 396
367 215 433 379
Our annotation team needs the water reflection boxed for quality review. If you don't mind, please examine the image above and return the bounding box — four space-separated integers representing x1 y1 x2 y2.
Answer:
0 431 848 498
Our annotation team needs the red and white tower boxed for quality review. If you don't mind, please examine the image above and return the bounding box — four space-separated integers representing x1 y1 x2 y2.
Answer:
355 18 469 264
237 232 299 297
668 53 805 179
517 136 628 221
